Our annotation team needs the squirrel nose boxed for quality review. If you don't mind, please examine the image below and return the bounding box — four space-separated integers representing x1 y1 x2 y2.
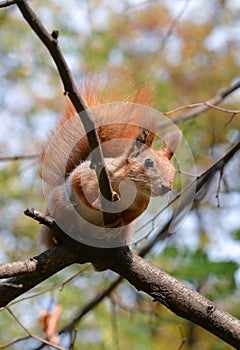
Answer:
161 184 171 194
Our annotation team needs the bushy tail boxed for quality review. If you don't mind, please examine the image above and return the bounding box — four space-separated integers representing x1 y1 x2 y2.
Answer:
39 79 156 187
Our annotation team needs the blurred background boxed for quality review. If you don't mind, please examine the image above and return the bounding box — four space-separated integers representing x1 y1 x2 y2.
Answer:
0 1 240 349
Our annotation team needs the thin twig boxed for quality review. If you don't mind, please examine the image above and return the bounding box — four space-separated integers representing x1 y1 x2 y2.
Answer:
3 265 91 309
4 307 65 350
215 163 225 208
165 80 240 124
224 113 236 128
0 335 30 349
61 277 122 334
160 0 190 51
0 0 16 8
178 326 186 350
165 102 240 116
0 154 38 162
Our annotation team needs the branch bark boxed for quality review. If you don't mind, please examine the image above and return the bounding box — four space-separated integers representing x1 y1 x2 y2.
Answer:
112 251 240 349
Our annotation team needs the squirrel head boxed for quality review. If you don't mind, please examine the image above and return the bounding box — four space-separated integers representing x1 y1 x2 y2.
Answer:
111 129 182 198
70 128 182 216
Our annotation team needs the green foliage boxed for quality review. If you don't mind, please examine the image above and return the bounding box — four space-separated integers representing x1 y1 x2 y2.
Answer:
160 247 238 298
231 229 240 241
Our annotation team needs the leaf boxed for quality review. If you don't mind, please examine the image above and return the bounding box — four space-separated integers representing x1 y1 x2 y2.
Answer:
38 304 62 345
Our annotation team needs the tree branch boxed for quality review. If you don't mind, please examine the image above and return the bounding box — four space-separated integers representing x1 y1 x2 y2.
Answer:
15 0 117 225
5 307 65 350
111 251 240 348
167 79 240 123
0 154 38 162
0 0 16 8
165 102 240 118
1 240 239 348
0 247 77 306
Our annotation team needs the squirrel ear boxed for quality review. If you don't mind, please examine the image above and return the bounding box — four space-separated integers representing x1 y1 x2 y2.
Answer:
159 129 182 159
125 130 148 159
136 129 155 147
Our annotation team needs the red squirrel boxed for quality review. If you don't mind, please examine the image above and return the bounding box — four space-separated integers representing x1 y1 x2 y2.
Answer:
39 81 182 248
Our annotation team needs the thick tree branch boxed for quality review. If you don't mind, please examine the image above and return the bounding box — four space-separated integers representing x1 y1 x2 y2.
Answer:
0 247 77 305
111 251 240 348
1 241 239 348
15 0 117 225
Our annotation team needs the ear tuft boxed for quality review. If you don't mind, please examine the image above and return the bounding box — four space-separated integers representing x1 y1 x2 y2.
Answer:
160 129 182 159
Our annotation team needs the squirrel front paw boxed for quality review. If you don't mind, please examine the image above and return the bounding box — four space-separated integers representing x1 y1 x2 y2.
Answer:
92 191 120 211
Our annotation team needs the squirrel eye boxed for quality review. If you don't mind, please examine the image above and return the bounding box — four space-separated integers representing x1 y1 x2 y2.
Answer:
144 158 154 168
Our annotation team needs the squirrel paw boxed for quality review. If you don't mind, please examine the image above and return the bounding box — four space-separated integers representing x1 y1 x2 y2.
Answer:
92 191 120 211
